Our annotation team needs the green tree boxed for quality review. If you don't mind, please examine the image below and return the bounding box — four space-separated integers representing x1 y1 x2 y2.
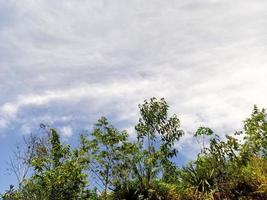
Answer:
241 105 267 159
135 97 184 188
3 127 90 200
180 128 240 196
194 127 213 153
83 117 137 200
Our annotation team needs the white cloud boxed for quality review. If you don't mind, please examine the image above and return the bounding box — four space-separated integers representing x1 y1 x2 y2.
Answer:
0 0 267 159
61 126 73 138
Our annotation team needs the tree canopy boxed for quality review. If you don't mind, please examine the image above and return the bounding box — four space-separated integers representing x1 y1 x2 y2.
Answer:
1 98 267 200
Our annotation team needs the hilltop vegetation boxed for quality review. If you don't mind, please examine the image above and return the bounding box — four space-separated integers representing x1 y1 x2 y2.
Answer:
1 98 267 200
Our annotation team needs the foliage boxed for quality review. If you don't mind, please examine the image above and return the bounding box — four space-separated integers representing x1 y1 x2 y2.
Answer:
82 117 137 199
135 97 184 188
1 99 267 200
241 105 267 159
2 128 91 200
111 180 181 200
194 127 213 153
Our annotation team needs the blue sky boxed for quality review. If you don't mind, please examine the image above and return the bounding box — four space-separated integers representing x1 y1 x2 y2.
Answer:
0 0 267 192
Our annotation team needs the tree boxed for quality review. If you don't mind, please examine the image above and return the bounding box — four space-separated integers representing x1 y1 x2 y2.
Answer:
2 99 267 200
83 117 137 200
194 127 213 153
8 134 38 188
180 127 241 196
241 105 267 159
134 97 184 188
4 127 90 200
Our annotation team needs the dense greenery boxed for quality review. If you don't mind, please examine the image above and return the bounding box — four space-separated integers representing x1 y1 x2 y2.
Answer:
1 98 267 200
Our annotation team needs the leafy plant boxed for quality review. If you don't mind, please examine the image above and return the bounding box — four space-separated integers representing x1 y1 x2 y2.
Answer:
82 117 137 199
135 98 184 188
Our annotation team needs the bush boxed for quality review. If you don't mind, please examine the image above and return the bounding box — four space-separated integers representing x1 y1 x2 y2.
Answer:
111 180 182 200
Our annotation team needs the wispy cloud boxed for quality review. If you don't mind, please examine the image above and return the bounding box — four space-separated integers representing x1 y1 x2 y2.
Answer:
0 0 267 159
60 126 73 138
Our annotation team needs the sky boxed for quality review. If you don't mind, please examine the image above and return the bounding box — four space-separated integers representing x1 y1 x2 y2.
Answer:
0 0 267 192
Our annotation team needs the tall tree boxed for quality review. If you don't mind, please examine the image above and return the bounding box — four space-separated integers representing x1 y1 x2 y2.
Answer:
241 105 267 159
135 97 184 187
83 117 136 200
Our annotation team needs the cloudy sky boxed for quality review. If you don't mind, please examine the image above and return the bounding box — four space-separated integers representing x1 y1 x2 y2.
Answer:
0 0 267 191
